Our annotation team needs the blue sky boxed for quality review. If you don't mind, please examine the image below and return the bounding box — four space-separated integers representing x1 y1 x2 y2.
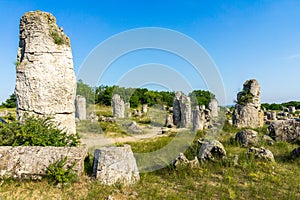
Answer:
0 0 300 105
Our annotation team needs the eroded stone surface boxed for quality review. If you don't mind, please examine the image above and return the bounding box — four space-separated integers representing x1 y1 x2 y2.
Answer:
171 153 199 168
208 98 218 117
15 11 76 134
232 79 264 128
192 106 205 131
92 145 140 185
198 139 226 162
172 92 191 128
112 94 125 118
0 146 87 179
268 119 300 142
235 129 259 147
247 147 275 162
75 95 86 120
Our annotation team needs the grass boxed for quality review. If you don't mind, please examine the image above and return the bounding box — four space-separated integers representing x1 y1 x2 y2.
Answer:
0 107 16 122
1 111 300 199
50 30 66 45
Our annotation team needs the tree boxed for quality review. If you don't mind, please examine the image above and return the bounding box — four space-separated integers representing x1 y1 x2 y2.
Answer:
0 93 16 108
189 90 215 108
76 80 95 105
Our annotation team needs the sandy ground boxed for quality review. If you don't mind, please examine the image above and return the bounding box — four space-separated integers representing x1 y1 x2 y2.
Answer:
79 126 167 149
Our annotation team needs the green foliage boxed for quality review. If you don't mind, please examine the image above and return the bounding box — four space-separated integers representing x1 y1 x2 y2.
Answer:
0 116 79 146
189 90 215 107
262 101 300 111
14 61 20 67
50 30 66 45
76 80 95 105
95 85 174 108
261 103 282 110
236 90 254 105
281 101 300 109
0 93 16 108
46 156 77 184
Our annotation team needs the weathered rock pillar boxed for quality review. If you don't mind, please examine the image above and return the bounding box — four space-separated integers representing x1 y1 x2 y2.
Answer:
112 94 125 118
75 95 87 120
232 79 264 128
15 11 76 134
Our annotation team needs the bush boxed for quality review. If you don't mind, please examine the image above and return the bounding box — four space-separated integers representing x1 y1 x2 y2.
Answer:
0 116 79 146
0 93 16 108
46 156 77 184
50 31 66 45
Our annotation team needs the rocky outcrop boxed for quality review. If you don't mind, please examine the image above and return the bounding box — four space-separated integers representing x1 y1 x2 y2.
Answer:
172 92 191 128
171 153 199 168
75 95 86 120
198 139 226 162
0 146 87 179
247 147 275 162
232 79 264 128
165 114 174 128
127 121 143 134
208 98 218 117
192 106 205 131
92 145 140 185
142 104 148 113
173 92 182 126
15 11 76 135
235 129 259 147
112 94 125 118
268 119 300 142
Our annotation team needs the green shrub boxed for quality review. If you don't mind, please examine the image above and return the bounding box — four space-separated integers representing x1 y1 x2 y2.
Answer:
0 116 79 146
236 91 254 105
46 156 77 184
0 93 16 108
50 31 65 45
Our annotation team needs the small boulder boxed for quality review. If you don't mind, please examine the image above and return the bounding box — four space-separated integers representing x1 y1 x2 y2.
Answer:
235 129 259 147
268 119 300 142
171 153 199 168
171 153 189 167
261 134 274 145
165 114 174 128
247 147 275 162
128 121 143 134
198 139 226 162
92 145 140 185
290 147 300 158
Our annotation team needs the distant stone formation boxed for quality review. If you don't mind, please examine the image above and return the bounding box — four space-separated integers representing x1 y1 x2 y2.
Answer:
192 106 205 131
75 95 87 120
15 11 76 134
112 94 125 118
208 98 218 117
232 79 264 128
173 92 192 128
142 104 148 113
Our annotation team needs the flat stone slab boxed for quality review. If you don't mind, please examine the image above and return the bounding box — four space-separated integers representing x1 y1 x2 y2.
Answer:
92 145 140 185
0 146 88 179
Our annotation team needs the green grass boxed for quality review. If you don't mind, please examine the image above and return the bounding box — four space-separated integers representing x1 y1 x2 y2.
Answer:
0 107 16 122
50 31 66 45
1 122 299 199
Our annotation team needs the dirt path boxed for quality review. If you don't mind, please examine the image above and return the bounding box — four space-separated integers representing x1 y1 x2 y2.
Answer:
80 126 167 149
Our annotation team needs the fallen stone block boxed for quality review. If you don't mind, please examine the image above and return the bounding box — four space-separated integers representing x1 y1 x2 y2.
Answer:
92 145 140 185
0 146 88 179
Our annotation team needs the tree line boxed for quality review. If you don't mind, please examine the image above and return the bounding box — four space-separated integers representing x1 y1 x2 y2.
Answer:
76 80 215 108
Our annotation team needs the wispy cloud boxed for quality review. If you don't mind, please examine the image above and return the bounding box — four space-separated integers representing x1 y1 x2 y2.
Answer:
282 54 300 60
